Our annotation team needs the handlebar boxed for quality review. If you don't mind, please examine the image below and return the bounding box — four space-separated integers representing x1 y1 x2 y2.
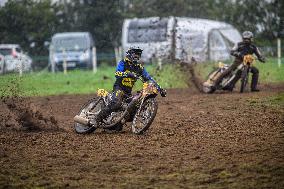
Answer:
129 73 166 97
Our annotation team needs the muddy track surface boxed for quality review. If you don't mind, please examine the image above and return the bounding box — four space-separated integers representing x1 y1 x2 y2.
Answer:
0 85 284 188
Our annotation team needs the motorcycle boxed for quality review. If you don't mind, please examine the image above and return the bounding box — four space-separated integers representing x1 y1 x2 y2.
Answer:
73 78 160 135
239 54 255 93
202 54 255 93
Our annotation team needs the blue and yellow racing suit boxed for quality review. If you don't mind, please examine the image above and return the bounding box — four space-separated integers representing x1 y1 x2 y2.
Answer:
97 58 161 123
114 58 160 94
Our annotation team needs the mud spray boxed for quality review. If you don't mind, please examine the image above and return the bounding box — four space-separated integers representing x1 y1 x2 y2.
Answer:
179 58 204 92
0 77 59 131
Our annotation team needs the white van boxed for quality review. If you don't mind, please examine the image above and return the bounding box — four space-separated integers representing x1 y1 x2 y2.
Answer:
49 32 95 70
0 44 32 74
122 17 242 63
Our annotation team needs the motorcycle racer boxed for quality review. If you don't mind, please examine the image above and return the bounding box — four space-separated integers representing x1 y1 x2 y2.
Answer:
214 31 266 92
95 47 167 129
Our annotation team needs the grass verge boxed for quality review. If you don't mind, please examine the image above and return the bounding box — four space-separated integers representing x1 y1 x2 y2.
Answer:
0 64 188 97
248 92 284 109
194 57 284 83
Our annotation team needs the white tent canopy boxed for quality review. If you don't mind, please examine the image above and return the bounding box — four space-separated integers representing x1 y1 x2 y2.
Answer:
175 17 242 62
122 17 242 63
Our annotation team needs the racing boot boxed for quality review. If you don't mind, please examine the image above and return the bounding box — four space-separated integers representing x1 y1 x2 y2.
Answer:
251 67 259 92
251 89 260 92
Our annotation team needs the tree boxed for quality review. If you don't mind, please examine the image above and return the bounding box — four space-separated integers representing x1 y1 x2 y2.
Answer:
0 0 281 56
0 0 61 55
62 0 124 51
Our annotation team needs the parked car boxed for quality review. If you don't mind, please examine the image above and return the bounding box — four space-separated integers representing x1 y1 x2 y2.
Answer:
49 32 95 71
0 44 32 74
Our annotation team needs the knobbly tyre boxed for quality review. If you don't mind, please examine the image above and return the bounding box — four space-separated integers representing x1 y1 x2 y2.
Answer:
202 54 255 94
74 77 163 135
239 55 255 93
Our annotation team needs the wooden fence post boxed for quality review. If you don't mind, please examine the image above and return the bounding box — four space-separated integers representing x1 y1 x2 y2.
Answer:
63 49 67 74
50 45 55 73
92 47 97 73
277 38 281 67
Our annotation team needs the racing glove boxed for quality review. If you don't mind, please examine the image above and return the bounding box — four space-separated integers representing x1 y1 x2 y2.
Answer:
160 88 167 97
153 82 166 97
258 56 266 63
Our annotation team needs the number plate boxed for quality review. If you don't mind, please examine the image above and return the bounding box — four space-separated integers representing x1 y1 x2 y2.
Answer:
67 62 76 67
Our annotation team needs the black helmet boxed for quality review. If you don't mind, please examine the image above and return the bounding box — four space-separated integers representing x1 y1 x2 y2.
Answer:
242 31 253 44
126 46 143 63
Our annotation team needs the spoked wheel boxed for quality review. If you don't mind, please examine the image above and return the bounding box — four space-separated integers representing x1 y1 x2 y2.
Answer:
74 97 105 134
132 98 158 135
203 70 218 94
202 85 215 94
240 66 249 93
103 111 124 131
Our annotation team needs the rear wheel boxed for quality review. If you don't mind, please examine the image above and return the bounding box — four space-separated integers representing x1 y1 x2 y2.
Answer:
240 66 248 93
203 70 218 93
202 85 215 94
74 97 105 134
131 98 158 135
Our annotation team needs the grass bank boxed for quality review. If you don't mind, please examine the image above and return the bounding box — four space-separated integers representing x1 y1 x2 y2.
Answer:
0 58 283 97
194 58 284 83
0 64 188 97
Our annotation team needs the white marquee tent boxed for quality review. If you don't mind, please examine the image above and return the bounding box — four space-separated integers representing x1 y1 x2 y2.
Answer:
122 17 242 63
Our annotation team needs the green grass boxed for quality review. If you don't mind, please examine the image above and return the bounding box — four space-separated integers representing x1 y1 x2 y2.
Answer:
0 58 282 97
257 58 284 83
269 92 284 106
249 92 284 107
0 64 188 97
194 57 284 83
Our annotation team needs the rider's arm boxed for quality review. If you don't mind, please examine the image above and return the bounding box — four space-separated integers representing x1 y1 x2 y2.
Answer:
253 45 265 63
141 68 162 91
230 43 242 58
142 67 167 97
115 60 128 78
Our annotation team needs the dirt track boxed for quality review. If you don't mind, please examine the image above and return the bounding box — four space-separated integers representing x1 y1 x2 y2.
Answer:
0 85 284 188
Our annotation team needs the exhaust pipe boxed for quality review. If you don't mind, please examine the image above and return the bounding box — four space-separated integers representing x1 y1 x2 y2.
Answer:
74 115 90 126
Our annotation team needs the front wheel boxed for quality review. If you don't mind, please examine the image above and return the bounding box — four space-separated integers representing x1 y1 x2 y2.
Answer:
240 66 248 93
202 69 219 94
131 98 158 135
74 97 105 134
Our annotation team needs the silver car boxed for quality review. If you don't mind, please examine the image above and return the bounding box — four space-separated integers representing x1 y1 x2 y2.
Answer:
0 44 32 74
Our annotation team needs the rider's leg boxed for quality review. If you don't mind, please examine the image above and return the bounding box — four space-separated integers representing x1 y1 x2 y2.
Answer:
226 69 242 91
213 58 241 87
250 66 259 91
96 89 124 122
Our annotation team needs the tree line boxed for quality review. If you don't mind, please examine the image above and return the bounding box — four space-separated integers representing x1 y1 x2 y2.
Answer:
0 0 282 56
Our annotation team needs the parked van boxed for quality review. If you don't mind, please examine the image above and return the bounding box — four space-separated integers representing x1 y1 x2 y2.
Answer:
0 44 32 74
122 17 242 63
49 32 95 70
